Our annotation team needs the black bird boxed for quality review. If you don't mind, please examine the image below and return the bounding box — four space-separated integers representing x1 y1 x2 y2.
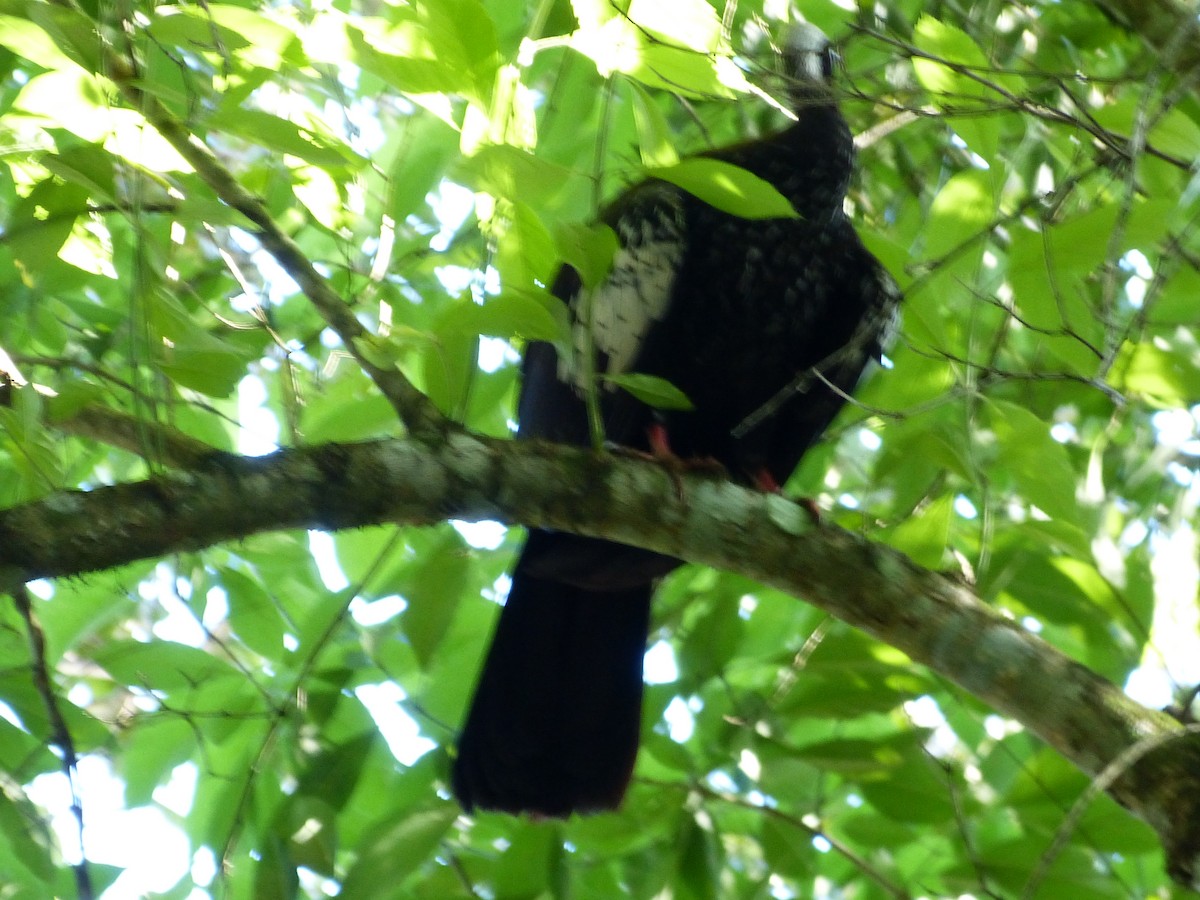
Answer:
453 25 900 816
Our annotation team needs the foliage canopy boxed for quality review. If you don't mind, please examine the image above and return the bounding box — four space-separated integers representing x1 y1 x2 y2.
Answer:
1 0 1199 898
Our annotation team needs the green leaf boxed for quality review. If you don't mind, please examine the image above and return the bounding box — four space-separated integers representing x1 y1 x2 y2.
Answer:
1094 96 1200 160
968 836 1130 898
993 551 1132 641
923 169 998 258
156 346 248 398
1007 199 1175 371
39 145 117 202
198 4 302 67
296 731 377 810
348 22 469 97
120 717 194 806
148 293 251 397
6 178 87 282
629 82 680 168
147 7 248 58
441 289 566 343
793 737 907 775
884 494 952 568
912 17 990 95
760 817 815 879
0 719 55 779
221 567 289 661
674 814 720 900
457 144 572 203
1109 340 1200 407
605 372 695 410
91 639 242 691
626 0 723 52
0 792 56 889
209 105 360 169
411 0 500 102
859 752 956 824
911 15 1017 160
679 592 743 681
984 400 1078 521
0 14 80 71
302 375 402 444
384 116 458 222
492 200 558 287
492 822 562 897
283 795 338 875
253 832 299 900
397 529 471 669
570 2 738 99
649 158 799 219
555 222 619 290
340 807 458 897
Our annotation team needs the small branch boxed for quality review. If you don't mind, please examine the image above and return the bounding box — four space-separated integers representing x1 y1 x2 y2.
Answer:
1023 724 1200 897
12 585 92 900
712 788 909 899
51 0 443 439
856 26 1195 171
54 403 224 469
641 777 911 899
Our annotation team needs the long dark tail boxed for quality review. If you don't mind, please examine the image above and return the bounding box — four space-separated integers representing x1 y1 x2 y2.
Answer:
452 554 652 817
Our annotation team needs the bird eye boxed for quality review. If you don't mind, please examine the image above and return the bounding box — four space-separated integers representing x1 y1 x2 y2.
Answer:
821 45 838 81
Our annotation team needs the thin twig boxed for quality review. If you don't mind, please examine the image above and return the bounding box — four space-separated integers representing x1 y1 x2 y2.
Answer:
853 26 1194 171
13 584 93 900
640 777 912 899
1022 724 1200 900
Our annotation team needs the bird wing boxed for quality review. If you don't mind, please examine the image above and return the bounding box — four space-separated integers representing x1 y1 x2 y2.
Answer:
519 182 688 448
560 182 688 394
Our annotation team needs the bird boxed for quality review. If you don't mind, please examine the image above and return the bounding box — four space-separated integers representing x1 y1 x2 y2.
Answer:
452 23 901 817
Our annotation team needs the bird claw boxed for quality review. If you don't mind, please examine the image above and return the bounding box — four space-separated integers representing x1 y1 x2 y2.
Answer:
798 497 823 524
751 468 822 522
609 425 728 501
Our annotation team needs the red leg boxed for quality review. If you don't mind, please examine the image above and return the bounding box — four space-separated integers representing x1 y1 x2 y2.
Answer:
754 469 782 493
754 467 822 522
647 422 673 458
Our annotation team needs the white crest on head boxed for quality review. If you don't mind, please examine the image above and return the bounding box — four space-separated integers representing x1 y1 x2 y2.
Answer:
784 22 833 84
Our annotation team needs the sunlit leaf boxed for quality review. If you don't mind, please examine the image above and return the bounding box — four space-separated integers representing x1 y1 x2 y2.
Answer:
630 82 680 168
0 14 80 71
458 143 572 203
985 400 1079 521
339 807 458 896
1110 340 1200 407
555 222 619 290
649 158 799 219
606 372 695 410
884 494 952 568
91 639 243 691
397 529 471 669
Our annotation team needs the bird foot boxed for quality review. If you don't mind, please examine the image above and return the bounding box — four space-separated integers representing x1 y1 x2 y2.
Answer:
798 497 823 523
609 424 727 500
752 468 822 523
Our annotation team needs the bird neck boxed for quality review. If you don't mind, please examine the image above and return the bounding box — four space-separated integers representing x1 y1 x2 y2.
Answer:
780 103 855 217
711 102 854 220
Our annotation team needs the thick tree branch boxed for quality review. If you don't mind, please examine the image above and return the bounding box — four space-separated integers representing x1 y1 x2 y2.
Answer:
1 432 1198 887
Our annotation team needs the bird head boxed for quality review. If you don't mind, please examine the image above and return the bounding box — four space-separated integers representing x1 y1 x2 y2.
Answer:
782 22 838 107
